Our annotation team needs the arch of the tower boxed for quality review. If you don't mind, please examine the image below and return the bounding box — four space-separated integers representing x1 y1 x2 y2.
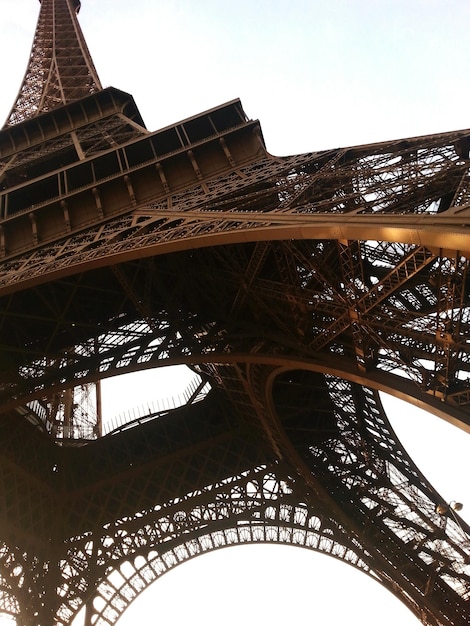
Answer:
84 519 399 626
73 469 408 626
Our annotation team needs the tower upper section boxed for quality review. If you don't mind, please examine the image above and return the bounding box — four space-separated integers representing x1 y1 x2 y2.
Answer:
4 0 102 127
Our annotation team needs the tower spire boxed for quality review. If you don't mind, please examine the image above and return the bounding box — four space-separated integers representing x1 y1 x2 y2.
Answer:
4 0 102 127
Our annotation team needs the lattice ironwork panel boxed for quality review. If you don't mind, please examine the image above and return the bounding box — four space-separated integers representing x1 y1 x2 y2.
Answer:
4 0 101 127
0 2 470 626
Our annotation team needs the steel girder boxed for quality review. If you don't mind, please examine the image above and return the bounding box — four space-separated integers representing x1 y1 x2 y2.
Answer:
1 1 470 625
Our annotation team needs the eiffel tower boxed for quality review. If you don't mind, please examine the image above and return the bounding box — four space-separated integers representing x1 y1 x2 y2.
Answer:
1 1 470 625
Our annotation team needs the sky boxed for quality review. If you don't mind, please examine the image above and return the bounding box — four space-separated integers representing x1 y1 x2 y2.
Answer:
1 1 470 625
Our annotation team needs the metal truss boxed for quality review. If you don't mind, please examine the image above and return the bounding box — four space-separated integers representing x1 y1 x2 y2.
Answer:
4 0 101 127
0 2 470 625
0 379 468 625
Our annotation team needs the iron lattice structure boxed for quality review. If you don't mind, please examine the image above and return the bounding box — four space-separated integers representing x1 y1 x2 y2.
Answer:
0 1 469 625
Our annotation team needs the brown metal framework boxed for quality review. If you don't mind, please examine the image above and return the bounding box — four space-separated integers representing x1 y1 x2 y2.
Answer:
4 0 101 128
0 2 469 625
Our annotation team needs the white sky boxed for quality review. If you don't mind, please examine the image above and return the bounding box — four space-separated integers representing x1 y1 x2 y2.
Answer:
1 1 470 625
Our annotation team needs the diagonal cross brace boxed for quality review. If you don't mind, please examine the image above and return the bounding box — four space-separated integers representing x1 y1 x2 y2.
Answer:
309 245 437 353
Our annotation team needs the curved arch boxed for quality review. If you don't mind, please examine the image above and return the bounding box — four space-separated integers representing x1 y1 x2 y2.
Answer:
86 500 415 626
104 542 422 626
